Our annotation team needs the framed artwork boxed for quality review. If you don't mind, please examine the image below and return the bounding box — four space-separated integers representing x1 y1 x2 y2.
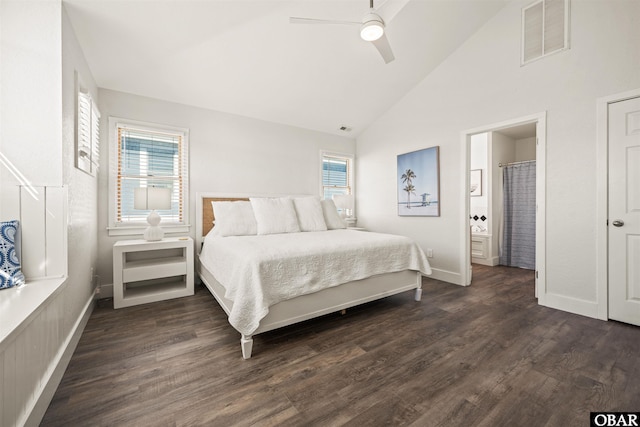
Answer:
397 146 440 216
470 169 482 197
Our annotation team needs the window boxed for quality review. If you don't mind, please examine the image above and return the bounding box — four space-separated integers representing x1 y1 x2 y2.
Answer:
108 118 189 235
76 89 100 176
521 0 569 65
320 151 353 200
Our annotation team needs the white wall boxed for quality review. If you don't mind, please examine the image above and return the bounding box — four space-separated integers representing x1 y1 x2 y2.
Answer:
0 0 62 191
515 136 536 161
356 0 640 315
61 4 100 333
470 133 488 231
96 89 355 285
490 131 516 260
0 2 100 425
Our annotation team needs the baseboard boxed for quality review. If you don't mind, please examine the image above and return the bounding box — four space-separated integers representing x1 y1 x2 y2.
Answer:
471 257 500 267
428 268 464 286
541 292 600 320
25 291 95 427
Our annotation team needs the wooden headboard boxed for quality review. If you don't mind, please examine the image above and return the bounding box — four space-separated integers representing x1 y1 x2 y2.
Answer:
201 197 250 237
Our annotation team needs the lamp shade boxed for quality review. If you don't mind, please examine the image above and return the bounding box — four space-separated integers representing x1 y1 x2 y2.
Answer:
133 187 172 241
134 187 171 210
332 194 354 211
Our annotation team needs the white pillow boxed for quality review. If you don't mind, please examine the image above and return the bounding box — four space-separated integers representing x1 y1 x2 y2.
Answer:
210 201 257 236
321 199 347 229
250 197 301 235
293 197 327 232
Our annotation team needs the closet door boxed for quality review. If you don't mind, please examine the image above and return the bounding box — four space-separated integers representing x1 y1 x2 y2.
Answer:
608 96 640 326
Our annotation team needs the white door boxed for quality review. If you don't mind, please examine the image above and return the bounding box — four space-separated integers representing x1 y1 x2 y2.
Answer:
608 96 640 325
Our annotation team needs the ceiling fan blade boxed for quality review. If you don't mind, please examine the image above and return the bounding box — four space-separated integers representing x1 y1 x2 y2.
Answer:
375 0 410 23
289 17 359 26
371 33 395 63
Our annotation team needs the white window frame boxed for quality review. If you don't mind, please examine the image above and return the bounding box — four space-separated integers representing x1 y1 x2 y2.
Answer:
319 150 355 207
108 117 190 236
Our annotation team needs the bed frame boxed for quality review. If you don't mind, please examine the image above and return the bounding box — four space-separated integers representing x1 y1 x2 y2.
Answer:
195 192 423 359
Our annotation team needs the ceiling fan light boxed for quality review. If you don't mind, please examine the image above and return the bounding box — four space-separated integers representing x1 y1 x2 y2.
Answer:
360 20 384 41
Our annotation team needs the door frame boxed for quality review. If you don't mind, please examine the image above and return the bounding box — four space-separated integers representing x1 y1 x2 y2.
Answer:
460 112 546 302
595 88 640 321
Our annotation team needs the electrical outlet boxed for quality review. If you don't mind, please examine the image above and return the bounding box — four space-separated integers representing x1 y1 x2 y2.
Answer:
427 248 434 258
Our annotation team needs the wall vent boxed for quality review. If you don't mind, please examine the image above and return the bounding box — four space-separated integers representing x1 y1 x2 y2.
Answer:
522 0 570 65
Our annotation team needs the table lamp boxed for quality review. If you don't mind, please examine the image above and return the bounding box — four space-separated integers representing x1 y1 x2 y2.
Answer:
332 194 354 219
134 187 172 241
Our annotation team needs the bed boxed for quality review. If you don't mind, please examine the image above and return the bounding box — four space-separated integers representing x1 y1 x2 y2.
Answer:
195 193 432 359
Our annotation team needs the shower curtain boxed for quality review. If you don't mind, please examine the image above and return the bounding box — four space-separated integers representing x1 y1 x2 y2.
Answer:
499 161 536 270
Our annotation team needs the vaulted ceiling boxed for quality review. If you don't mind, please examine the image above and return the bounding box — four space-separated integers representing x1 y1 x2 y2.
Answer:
64 0 509 136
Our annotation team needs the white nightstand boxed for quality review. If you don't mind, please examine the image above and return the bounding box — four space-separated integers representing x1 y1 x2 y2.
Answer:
113 237 194 309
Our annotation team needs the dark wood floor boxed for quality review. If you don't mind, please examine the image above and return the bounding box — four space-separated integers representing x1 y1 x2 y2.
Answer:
41 265 640 426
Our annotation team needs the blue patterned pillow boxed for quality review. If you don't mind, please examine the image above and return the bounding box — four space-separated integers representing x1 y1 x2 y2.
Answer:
0 220 25 289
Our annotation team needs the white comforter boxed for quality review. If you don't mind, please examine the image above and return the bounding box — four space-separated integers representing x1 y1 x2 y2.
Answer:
199 229 432 335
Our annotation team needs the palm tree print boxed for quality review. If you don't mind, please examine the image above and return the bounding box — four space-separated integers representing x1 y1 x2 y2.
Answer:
401 169 417 208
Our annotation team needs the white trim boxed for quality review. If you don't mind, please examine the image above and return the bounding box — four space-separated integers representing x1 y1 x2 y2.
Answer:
429 268 464 286
472 257 500 267
108 117 190 236
461 132 472 286
535 115 547 303
460 112 547 300
542 292 600 319
595 88 640 321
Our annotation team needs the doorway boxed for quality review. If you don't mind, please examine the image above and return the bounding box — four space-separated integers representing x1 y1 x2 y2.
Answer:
461 113 547 302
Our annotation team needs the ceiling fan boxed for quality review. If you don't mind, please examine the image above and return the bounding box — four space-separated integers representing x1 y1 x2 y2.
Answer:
289 0 409 64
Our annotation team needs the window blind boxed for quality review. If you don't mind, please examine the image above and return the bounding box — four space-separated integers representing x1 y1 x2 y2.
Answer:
91 105 100 169
322 155 351 200
77 93 92 156
77 91 100 175
116 126 186 224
